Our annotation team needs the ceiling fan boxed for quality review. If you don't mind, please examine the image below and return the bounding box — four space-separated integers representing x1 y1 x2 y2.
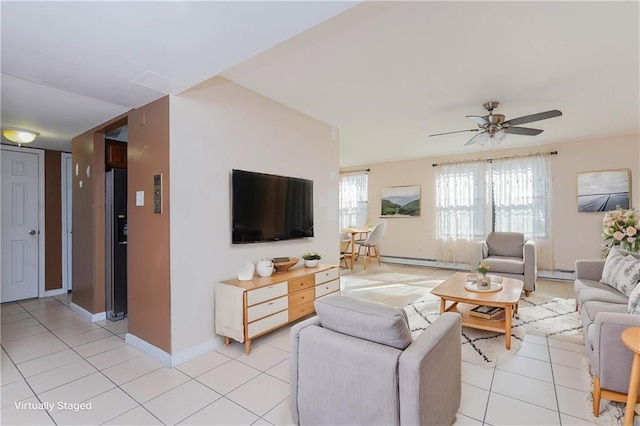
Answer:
429 101 562 146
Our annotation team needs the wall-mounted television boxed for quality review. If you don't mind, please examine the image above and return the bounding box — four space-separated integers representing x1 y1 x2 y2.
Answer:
231 169 314 244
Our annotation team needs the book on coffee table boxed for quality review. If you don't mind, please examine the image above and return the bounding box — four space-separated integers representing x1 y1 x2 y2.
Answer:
470 305 504 320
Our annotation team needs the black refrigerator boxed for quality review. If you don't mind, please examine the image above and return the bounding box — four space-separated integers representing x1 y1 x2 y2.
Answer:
106 169 127 320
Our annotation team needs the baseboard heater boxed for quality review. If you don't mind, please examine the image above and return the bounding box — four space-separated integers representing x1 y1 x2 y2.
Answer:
379 255 575 281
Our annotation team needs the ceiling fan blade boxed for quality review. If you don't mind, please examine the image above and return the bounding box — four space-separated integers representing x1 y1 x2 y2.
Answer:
466 115 488 126
429 129 479 137
464 131 487 146
503 127 544 136
504 110 562 126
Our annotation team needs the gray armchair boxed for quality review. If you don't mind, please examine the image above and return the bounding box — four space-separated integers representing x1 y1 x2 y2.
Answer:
290 294 462 426
474 232 537 295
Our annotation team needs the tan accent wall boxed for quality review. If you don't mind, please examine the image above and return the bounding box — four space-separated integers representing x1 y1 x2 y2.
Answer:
44 150 62 291
127 97 171 353
71 118 123 314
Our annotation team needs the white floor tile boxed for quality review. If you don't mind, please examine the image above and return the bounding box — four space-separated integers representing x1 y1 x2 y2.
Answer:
560 413 600 425
523 333 548 346
1 323 48 342
516 340 551 362
176 350 231 378
43 316 89 331
85 344 143 370
553 363 589 391
484 392 560 425
548 338 586 354
0 396 56 425
237 344 289 372
102 320 128 335
60 328 113 347
50 322 100 339
1 310 33 323
121 367 190 403
2 332 68 364
102 355 163 386
103 406 163 425
491 369 558 410
266 359 290 384
262 397 293 426
39 372 115 413
15 349 83 378
461 361 494 390
214 341 246 359
555 385 598 422
197 359 261 395
1 352 23 385
1 379 35 408
1 303 28 315
459 383 489 421
52 387 138 425
497 354 553 383
452 413 484 425
179 397 259 425
73 335 126 357
1 317 40 334
227 373 289 417
26 359 97 394
550 346 588 369
143 379 221 425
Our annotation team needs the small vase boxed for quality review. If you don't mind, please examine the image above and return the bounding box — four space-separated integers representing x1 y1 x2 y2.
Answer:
477 273 490 288
305 259 319 268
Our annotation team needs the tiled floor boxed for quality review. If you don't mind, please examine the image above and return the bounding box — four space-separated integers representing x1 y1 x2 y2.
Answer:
1 262 608 425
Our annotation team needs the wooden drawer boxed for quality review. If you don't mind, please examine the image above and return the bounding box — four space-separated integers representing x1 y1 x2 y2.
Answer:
288 276 315 293
246 282 287 306
289 301 316 322
247 297 288 322
247 311 288 338
315 279 340 298
315 268 339 285
289 288 314 309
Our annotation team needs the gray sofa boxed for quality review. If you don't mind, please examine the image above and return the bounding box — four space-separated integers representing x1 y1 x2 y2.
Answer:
474 232 537 295
574 254 640 416
290 294 462 426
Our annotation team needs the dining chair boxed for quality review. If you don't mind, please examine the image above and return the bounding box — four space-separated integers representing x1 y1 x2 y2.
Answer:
339 238 351 269
355 222 387 269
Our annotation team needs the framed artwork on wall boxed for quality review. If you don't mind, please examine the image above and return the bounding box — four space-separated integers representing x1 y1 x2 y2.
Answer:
577 168 631 213
381 185 421 217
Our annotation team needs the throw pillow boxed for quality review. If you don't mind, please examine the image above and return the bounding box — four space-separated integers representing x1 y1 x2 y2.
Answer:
611 254 640 296
629 283 640 314
601 248 626 285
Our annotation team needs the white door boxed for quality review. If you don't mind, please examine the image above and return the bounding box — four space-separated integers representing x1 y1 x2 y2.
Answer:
62 153 72 291
1 148 41 302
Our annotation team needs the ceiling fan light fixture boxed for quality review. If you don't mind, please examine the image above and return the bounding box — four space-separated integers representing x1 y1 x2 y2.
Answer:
2 128 39 145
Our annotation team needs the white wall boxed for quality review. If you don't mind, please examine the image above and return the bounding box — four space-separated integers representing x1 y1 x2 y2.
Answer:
169 77 339 354
358 134 639 272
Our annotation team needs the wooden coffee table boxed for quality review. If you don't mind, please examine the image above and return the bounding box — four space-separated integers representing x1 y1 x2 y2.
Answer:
431 272 524 349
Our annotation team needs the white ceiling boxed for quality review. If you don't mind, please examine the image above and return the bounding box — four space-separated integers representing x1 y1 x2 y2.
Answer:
2 1 638 167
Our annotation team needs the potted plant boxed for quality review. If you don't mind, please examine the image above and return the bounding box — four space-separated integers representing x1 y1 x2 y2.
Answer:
476 261 491 288
302 252 321 268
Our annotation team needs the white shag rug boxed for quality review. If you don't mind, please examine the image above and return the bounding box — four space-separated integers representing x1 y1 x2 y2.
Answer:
405 291 584 368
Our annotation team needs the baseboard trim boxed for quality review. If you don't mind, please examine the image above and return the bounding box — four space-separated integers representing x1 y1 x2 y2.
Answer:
379 255 574 281
125 333 224 367
44 288 67 298
70 303 106 322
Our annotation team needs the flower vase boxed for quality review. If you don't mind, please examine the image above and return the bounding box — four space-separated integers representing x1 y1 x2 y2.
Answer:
478 273 490 289
305 259 319 268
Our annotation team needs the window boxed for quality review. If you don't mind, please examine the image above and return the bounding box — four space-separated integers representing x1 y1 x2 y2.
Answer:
435 155 551 240
339 171 368 229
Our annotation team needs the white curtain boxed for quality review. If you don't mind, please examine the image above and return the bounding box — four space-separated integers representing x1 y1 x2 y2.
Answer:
339 171 368 230
492 155 554 270
435 162 490 263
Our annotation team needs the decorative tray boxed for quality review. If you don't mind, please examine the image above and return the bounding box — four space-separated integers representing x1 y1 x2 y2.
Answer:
464 281 503 293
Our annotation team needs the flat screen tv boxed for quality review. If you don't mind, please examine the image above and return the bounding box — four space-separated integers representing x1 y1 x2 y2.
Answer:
232 169 314 244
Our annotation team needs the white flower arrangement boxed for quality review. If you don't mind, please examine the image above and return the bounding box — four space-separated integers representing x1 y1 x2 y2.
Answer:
602 206 640 257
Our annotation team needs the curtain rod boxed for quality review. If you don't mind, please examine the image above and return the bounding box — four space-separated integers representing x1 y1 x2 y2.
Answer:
432 150 557 167
340 168 370 174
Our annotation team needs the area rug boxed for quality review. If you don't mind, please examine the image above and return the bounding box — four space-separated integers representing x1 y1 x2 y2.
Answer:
405 291 583 368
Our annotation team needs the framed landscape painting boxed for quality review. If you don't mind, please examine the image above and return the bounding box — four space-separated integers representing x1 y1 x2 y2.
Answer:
577 169 631 213
381 185 420 217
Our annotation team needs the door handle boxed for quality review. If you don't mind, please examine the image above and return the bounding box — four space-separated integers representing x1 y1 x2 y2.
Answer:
28 229 37 235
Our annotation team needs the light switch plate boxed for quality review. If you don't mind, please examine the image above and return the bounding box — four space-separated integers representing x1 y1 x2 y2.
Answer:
136 191 144 206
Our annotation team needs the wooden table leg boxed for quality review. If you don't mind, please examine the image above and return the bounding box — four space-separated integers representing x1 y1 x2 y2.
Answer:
439 298 446 314
350 233 356 270
624 353 640 426
224 336 230 345
245 339 252 355
505 304 512 350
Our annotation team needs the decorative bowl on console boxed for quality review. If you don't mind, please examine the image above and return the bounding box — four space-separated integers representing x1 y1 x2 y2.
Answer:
272 257 299 272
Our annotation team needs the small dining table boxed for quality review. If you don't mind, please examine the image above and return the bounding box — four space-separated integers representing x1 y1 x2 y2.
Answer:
344 228 372 270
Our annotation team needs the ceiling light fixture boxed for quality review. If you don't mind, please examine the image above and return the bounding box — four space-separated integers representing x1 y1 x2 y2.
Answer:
2 128 40 145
